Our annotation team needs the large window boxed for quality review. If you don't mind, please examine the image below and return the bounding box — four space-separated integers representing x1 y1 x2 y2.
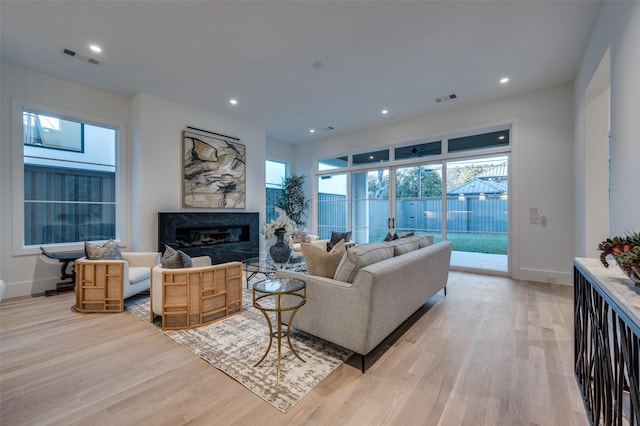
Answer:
22 108 118 246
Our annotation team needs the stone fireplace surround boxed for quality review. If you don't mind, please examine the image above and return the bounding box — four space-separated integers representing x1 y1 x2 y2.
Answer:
158 212 259 264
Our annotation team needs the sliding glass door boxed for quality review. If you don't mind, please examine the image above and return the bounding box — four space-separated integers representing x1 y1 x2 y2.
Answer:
445 155 509 271
317 173 348 240
394 164 444 242
351 169 389 243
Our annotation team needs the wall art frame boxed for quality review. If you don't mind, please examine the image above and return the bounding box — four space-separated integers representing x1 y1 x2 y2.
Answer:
182 128 246 208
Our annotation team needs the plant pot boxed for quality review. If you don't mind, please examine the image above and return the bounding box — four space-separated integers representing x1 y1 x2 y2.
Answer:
617 262 640 286
269 230 291 263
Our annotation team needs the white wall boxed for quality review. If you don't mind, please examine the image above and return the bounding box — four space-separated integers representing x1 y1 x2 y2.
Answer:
294 84 576 285
0 63 267 298
266 138 295 170
574 1 640 255
131 92 267 253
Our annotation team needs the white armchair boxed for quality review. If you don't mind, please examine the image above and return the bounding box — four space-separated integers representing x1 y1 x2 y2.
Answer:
150 256 243 330
75 252 161 313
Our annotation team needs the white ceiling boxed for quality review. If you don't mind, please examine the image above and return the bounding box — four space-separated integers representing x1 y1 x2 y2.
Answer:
0 1 601 144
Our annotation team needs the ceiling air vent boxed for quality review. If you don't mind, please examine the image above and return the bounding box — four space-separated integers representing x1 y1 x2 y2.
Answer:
435 93 457 103
62 48 100 66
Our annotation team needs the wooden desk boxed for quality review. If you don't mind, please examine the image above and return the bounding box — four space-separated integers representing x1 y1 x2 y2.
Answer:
40 247 85 296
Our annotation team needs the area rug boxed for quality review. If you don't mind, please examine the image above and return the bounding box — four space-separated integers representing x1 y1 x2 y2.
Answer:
126 289 352 413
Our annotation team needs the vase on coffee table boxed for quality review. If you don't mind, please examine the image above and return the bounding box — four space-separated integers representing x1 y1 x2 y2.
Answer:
270 229 291 263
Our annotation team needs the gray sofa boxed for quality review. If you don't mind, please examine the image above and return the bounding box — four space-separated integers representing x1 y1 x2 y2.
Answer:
275 237 452 371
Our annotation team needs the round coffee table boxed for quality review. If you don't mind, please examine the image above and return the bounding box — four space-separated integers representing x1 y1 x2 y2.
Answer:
252 278 306 382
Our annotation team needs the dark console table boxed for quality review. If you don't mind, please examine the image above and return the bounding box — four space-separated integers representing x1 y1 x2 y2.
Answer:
40 247 85 296
574 258 640 425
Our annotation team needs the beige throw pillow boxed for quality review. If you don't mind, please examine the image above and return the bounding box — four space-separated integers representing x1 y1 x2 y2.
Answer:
301 239 345 278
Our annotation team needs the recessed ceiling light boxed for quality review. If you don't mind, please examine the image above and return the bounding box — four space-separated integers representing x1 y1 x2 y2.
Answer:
89 44 102 53
500 77 510 84
309 129 315 133
498 135 505 140
229 98 238 105
381 109 389 115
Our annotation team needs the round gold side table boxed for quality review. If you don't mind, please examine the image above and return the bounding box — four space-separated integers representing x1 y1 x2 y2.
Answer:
252 278 306 383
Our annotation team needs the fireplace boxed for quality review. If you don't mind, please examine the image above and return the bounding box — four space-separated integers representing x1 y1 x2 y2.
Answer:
158 212 259 264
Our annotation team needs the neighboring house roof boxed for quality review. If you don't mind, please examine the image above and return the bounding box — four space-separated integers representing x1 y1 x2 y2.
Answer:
477 161 508 179
447 178 508 195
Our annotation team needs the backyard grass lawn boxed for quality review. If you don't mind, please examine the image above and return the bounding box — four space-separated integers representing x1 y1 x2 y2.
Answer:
429 232 507 254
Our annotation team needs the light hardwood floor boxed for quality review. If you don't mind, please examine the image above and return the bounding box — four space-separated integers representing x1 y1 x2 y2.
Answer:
0 272 588 425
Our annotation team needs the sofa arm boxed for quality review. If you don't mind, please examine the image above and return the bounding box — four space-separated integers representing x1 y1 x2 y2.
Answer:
75 257 128 312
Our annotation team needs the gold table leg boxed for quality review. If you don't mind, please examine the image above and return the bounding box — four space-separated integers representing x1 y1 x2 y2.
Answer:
254 293 305 383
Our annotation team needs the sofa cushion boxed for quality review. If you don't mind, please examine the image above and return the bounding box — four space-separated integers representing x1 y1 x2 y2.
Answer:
327 231 352 252
387 238 420 256
333 242 394 283
161 245 192 268
128 266 150 285
301 239 345 278
416 235 434 248
85 239 122 260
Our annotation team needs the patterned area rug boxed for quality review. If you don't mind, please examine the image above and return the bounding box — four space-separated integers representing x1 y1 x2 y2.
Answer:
126 288 352 413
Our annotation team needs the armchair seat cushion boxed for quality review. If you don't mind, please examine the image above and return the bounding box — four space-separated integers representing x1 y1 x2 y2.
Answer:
128 266 151 285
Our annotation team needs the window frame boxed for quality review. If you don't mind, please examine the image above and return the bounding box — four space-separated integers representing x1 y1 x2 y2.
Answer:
11 99 128 255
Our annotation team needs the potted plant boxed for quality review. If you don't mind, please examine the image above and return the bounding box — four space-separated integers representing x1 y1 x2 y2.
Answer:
598 231 640 285
276 174 311 228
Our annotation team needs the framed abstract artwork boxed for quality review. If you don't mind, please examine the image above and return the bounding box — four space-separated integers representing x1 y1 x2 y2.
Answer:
182 129 246 208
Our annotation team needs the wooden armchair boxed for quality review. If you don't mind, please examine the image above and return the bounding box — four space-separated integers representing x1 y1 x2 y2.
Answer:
75 252 161 313
150 257 243 330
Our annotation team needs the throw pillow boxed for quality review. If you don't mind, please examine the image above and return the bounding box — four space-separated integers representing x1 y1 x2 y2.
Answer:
85 239 123 260
333 242 394 283
161 245 192 268
383 232 399 242
301 239 345 278
327 231 352 252
179 250 193 268
399 231 415 238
